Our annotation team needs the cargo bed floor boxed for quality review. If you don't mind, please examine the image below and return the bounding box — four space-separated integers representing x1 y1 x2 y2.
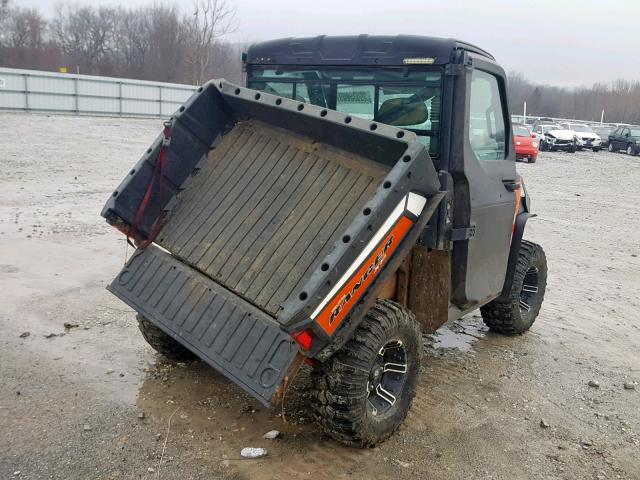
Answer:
157 120 388 316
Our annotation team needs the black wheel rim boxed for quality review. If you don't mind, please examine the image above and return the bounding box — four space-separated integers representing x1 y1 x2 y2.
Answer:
519 266 540 316
367 339 408 416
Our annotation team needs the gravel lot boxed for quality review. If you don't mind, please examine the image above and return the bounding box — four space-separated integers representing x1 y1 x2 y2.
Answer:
1 112 639 480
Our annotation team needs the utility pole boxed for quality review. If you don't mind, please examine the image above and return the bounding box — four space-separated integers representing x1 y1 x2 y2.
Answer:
600 109 604 126
523 101 527 124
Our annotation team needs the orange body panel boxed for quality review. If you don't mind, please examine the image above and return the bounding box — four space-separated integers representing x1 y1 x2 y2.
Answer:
316 215 414 335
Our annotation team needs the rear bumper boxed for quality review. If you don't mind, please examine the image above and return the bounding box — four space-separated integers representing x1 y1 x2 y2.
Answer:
108 245 300 406
516 146 538 159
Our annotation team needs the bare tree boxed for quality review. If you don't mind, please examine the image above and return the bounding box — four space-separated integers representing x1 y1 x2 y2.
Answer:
6 7 46 49
112 7 151 78
50 4 118 74
184 0 237 84
0 0 11 46
143 4 190 83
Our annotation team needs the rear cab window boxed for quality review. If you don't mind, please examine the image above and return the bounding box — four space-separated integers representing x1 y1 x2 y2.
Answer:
247 66 443 158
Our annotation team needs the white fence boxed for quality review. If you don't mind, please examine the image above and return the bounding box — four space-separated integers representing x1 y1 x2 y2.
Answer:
0 67 197 118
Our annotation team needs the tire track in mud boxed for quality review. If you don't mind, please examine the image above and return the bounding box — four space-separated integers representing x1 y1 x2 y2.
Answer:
243 441 373 480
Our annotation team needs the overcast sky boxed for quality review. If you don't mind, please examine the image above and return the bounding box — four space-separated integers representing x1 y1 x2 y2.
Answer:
18 0 639 87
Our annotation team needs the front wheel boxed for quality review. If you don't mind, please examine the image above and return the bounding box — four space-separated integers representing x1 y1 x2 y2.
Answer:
592 147 601 152
310 300 421 447
481 240 547 335
627 144 636 156
608 143 615 152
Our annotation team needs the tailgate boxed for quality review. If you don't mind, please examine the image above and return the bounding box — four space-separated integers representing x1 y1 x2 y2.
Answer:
108 245 299 405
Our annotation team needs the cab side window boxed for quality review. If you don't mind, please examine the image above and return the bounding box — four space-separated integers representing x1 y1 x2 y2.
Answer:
468 70 507 161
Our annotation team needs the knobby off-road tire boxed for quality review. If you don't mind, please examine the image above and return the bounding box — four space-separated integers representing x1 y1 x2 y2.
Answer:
137 314 195 361
481 240 547 335
310 300 421 447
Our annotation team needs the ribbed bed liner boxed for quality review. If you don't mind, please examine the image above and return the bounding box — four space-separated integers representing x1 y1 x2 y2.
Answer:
157 120 388 316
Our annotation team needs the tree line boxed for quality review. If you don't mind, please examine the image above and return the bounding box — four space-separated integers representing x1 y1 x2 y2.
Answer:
507 72 640 125
1 0 638 124
0 0 244 84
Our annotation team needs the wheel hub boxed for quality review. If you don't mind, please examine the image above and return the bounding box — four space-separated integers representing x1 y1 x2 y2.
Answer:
367 339 408 416
519 266 540 315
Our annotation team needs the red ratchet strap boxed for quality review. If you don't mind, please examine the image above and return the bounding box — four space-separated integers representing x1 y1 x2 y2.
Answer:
127 120 172 248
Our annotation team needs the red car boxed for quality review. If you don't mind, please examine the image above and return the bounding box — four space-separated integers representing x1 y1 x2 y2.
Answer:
513 123 539 163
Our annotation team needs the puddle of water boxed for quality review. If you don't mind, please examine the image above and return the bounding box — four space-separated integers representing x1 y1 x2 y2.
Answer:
426 316 488 353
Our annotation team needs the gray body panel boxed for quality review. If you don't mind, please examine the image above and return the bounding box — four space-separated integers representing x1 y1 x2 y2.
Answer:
108 245 298 406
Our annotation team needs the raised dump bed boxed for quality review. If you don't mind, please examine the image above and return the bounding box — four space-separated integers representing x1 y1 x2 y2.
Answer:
102 80 441 405
156 120 387 316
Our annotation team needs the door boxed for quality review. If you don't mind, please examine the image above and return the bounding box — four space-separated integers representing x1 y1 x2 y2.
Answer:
451 58 517 306
620 127 630 150
609 127 619 149
533 125 542 140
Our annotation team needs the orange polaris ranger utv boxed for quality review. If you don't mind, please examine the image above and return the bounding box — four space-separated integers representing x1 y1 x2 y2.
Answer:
102 35 547 446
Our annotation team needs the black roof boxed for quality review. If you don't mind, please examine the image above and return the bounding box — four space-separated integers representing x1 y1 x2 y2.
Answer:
246 35 495 67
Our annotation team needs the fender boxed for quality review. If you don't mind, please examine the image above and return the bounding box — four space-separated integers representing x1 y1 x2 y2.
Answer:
498 211 530 300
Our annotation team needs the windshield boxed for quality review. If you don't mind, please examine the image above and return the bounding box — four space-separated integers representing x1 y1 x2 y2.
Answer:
514 125 530 137
247 66 443 157
570 124 593 133
542 125 561 132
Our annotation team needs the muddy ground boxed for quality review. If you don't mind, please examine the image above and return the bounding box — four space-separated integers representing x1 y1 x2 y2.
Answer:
0 112 639 480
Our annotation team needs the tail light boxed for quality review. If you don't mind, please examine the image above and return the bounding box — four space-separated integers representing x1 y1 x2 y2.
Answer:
291 329 314 351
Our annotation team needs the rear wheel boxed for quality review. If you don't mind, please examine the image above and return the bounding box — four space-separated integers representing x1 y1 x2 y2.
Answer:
310 300 421 447
137 314 195 361
481 240 547 335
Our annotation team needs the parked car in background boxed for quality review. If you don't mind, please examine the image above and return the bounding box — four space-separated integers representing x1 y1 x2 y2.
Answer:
532 124 577 152
560 123 602 151
592 126 613 148
608 126 640 155
513 122 538 162
531 118 556 129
